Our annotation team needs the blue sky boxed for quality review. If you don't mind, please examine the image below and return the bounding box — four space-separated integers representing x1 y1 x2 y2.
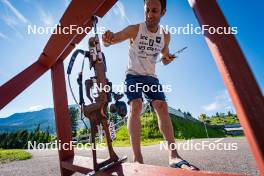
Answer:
0 0 263 119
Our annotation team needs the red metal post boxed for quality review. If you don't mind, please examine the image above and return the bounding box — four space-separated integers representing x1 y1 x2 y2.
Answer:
188 0 264 174
51 61 74 176
0 0 117 110
2 0 262 175
39 0 117 69
0 61 48 109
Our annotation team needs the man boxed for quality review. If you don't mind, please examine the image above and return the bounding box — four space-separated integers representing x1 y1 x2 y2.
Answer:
102 0 199 170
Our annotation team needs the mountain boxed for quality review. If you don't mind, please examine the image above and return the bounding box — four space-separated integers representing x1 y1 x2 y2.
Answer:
0 108 56 133
0 104 197 134
0 106 89 134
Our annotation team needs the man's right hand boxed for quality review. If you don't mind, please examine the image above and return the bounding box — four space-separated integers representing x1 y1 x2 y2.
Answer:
102 30 114 47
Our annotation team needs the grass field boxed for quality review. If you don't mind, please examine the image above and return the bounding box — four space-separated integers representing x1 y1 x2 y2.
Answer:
0 149 32 164
112 112 226 147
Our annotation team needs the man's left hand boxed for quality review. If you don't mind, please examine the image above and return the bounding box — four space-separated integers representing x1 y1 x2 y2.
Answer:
162 54 177 65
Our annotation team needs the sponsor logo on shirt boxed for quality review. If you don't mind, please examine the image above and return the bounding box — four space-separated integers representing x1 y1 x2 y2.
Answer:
156 36 161 43
140 34 148 40
149 39 154 46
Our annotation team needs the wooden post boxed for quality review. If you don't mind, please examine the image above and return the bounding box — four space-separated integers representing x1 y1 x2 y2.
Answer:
51 61 74 176
188 0 264 174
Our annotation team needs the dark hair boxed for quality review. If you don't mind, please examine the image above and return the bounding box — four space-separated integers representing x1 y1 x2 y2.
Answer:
144 0 167 11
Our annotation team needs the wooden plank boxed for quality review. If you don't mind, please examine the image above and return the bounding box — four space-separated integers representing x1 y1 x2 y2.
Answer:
61 155 243 176
39 0 116 68
106 163 243 176
51 61 74 176
0 60 48 110
0 0 117 110
188 0 264 175
61 156 94 174
95 0 117 17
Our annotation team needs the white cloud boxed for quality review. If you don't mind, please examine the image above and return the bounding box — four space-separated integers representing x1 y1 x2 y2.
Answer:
0 14 25 38
0 15 24 39
113 1 131 24
203 102 219 111
0 31 9 40
38 6 54 26
1 0 30 24
0 14 18 27
0 0 31 39
29 105 44 112
203 90 235 113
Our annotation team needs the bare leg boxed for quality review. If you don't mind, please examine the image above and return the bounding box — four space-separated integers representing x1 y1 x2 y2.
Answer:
151 100 179 158
127 98 143 163
151 100 198 170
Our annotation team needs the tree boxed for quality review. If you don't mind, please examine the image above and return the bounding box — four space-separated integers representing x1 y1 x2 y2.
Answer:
186 112 192 116
33 124 41 144
17 130 29 149
199 114 207 122
69 107 79 137
0 132 8 148
43 127 51 143
199 114 209 138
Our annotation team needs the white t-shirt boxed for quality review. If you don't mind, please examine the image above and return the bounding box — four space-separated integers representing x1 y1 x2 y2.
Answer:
126 22 165 78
